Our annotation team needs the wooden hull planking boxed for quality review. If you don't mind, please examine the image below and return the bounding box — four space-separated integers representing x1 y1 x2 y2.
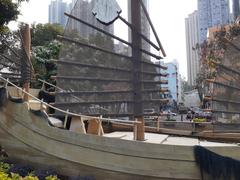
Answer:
0 100 240 180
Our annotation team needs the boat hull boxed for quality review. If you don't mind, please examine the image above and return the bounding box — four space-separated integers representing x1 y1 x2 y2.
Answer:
0 100 240 180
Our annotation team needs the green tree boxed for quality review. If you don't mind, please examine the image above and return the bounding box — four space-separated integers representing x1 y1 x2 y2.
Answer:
31 23 63 46
31 23 63 88
0 0 29 31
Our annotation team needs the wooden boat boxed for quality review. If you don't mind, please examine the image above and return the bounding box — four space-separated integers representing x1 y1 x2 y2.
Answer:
1 2 240 179
0 79 240 180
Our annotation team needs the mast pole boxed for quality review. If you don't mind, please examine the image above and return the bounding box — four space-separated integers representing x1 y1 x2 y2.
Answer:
21 24 31 101
131 0 145 141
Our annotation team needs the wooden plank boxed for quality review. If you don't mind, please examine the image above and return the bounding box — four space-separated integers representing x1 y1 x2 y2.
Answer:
1 99 240 180
87 118 104 136
69 116 86 134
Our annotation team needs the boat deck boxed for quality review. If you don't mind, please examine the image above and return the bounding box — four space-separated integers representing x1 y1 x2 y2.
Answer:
104 132 238 147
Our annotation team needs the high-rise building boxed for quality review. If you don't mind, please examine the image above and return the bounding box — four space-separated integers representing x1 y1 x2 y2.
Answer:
198 0 230 43
128 0 151 59
48 0 68 27
233 0 240 20
185 11 200 86
67 0 114 39
161 62 179 102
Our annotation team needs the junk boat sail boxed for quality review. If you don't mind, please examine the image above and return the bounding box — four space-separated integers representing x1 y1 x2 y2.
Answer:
0 0 240 179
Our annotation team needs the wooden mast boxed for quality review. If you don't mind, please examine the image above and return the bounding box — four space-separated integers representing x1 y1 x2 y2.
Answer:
131 0 145 141
20 24 31 101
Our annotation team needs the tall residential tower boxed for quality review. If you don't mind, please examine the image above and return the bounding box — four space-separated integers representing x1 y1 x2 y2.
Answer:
233 0 240 20
48 0 68 27
198 0 230 43
185 11 200 86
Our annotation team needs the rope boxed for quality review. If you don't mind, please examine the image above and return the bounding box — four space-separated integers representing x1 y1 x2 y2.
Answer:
0 76 140 125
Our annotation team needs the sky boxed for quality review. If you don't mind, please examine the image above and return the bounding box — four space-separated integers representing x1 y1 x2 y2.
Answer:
9 0 197 78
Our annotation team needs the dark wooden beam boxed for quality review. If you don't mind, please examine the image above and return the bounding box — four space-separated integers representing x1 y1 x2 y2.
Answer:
57 90 133 95
118 15 160 51
56 59 131 72
56 59 167 76
211 98 240 105
211 60 240 76
140 48 162 60
141 80 168 84
56 89 169 96
0 72 21 76
142 61 167 70
52 98 169 106
142 88 169 93
207 79 240 91
56 88 169 96
212 110 240 114
64 13 162 60
0 54 21 66
57 35 131 60
53 76 132 83
0 60 20 71
2 41 21 58
52 100 134 106
140 0 166 57
64 13 132 47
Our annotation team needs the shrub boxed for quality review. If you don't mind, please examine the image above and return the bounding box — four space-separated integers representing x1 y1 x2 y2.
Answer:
193 118 207 123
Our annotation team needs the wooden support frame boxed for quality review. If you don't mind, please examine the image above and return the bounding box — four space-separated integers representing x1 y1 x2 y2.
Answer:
207 80 240 91
63 13 163 60
64 109 69 129
0 60 20 71
0 54 21 66
57 35 131 60
139 0 166 57
57 88 169 96
56 59 167 77
70 116 86 134
118 15 160 51
210 60 240 76
64 13 132 47
52 98 169 106
87 118 104 136
53 76 132 83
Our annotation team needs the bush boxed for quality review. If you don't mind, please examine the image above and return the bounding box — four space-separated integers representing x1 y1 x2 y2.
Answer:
193 118 207 123
0 161 60 180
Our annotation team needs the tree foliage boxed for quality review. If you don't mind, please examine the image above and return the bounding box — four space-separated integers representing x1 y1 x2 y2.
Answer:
31 23 64 88
31 23 63 46
0 0 29 31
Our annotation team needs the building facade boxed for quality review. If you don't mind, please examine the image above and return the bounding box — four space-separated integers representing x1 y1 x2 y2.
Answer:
49 0 114 37
185 11 200 86
67 0 114 38
48 0 68 27
161 62 179 103
198 0 230 43
233 0 240 20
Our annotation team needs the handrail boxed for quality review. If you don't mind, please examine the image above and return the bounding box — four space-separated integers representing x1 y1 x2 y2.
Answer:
0 76 140 125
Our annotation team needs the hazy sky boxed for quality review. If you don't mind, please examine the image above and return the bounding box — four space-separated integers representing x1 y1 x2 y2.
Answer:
10 0 197 78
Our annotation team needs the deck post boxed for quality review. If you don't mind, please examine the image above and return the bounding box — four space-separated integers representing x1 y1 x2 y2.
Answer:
157 117 160 131
131 0 145 141
64 109 69 129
